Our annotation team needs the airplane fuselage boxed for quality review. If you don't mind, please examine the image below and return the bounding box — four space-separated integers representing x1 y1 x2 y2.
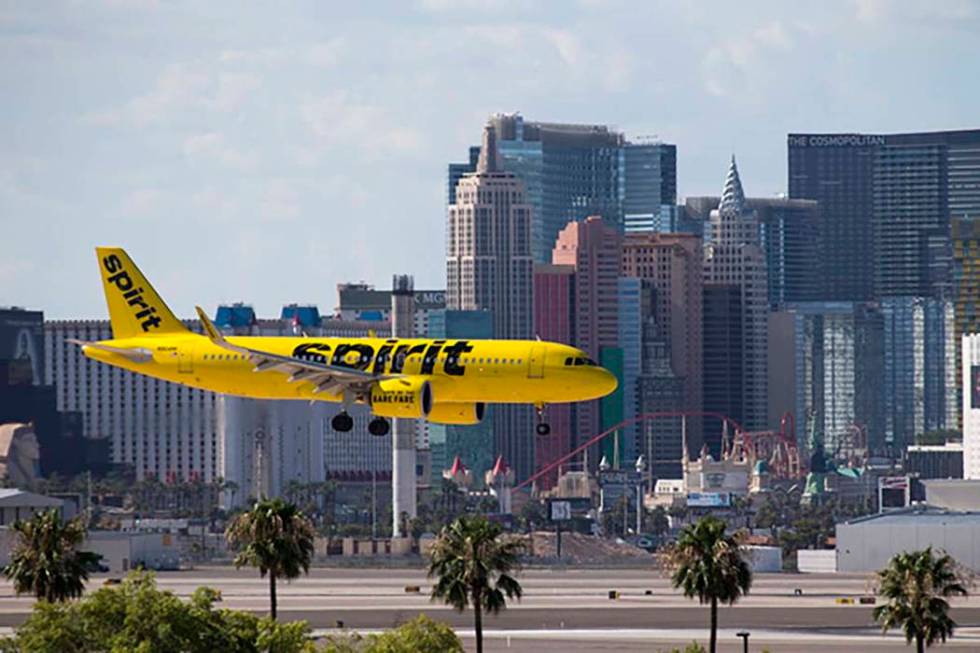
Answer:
83 333 616 407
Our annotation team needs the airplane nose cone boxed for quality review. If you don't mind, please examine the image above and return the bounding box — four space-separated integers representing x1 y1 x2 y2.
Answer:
595 367 618 397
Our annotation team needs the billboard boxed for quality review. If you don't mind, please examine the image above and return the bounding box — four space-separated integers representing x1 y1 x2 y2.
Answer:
687 492 731 508
0 309 44 384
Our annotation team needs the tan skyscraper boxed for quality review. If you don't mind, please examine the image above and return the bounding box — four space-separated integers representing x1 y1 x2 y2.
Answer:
703 156 769 433
621 231 704 460
447 122 535 478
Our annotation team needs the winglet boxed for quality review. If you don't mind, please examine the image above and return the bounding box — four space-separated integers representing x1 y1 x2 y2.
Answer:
195 306 224 343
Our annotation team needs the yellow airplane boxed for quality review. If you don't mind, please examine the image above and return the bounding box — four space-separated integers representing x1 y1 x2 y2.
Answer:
74 247 617 436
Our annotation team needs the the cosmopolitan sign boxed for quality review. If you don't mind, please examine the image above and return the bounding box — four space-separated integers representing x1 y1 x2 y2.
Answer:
788 134 886 147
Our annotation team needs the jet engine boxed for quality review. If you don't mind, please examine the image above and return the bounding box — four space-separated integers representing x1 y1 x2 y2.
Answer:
370 377 432 419
427 402 486 425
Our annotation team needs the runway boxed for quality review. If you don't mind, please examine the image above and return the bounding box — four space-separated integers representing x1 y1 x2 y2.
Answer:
1 567 978 651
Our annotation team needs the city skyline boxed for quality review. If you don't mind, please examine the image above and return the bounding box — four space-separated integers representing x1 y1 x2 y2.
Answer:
4 1 980 318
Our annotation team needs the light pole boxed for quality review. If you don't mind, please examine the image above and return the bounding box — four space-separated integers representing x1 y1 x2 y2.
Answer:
635 455 646 535
736 630 750 653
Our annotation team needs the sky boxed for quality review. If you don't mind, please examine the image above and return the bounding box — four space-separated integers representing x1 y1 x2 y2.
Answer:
2 0 979 319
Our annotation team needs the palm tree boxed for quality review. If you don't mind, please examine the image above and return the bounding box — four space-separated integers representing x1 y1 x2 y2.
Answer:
660 516 752 653
225 497 315 619
428 516 524 653
873 548 969 652
2 509 100 602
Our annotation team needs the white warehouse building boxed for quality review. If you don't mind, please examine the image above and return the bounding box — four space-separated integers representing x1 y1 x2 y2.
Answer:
836 507 980 572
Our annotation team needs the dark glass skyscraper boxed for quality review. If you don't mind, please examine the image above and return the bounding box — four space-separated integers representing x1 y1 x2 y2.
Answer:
788 130 980 301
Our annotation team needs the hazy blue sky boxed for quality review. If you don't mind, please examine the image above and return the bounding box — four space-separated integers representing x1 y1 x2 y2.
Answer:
2 0 979 319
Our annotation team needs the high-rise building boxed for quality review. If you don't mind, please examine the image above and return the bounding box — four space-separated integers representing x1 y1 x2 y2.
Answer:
448 146 480 205
882 297 958 448
335 283 446 336
553 216 622 458
620 232 704 453
448 114 677 262
617 277 643 463
447 122 535 479
426 309 495 484
953 217 980 423
635 279 686 480
768 302 884 452
787 130 980 301
962 334 980 479
44 319 221 483
703 157 769 431
532 263 575 488
702 284 742 452
684 196 821 305
623 141 678 233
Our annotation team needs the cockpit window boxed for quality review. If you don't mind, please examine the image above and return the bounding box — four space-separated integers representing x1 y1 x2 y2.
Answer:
574 357 585 366
565 357 573 366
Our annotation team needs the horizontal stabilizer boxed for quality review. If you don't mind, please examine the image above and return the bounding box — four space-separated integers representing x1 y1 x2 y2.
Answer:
67 339 153 363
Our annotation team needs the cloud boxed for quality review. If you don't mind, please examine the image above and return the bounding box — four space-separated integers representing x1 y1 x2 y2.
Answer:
181 131 258 170
701 20 795 98
258 179 301 222
86 65 261 127
306 39 346 68
416 0 535 13
300 91 424 160
0 258 35 286
119 188 164 216
854 0 978 25
217 40 345 69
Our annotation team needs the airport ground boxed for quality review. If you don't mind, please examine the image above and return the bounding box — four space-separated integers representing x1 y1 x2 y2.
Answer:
1 567 979 651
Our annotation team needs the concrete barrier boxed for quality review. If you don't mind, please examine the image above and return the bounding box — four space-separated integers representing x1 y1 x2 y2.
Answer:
798 549 837 573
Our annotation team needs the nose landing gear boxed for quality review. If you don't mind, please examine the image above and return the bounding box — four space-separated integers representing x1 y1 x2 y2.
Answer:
535 404 551 436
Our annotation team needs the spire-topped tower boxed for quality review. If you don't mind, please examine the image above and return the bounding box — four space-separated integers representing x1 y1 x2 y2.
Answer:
718 155 746 216
703 155 769 439
476 123 499 174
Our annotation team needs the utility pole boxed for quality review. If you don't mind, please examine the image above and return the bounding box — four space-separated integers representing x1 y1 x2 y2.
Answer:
371 466 377 540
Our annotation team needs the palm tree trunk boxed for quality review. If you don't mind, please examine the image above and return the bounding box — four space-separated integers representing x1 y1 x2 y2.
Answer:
916 634 924 653
709 596 718 653
474 600 483 653
269 572 278 620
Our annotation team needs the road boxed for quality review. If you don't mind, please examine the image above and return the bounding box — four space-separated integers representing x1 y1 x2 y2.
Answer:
1 567 979 651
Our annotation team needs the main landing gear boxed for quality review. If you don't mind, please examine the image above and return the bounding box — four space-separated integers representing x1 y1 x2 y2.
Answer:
330 412 391 436
331 412 354 432
535 404 551 436
368 417 390 437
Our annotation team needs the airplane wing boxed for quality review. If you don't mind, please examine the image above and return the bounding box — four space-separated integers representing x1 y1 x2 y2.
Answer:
195 306 386 397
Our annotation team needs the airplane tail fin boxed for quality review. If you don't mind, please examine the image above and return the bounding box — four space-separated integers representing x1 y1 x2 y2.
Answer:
95 247 189 338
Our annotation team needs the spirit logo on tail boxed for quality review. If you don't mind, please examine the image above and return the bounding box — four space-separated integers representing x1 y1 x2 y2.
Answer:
102 254 162 332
